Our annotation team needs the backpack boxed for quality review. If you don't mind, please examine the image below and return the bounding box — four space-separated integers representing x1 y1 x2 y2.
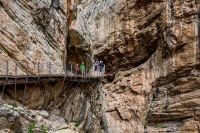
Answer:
100 63 104 68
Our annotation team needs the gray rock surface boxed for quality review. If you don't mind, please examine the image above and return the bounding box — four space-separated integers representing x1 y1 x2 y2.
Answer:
39 110 49 119
0 105 22 132
0 0 67 75
1 0 200 133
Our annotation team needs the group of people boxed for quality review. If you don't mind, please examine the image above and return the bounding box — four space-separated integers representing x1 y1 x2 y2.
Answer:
73 60 105 76
75 62 85 75
94 60 104 74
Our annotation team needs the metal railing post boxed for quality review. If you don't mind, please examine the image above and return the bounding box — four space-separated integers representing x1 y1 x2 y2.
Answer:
6 61 8 77
0 61 9 101
71 64 73 75
37 62 40 76
64 64 66 75
23 62 28 104
75 66 77 76
15 62 17 76
91 67 92 76
49 62 51 78
103 65 105 78
97 67 99 77
26 62 29 79
48 62 51 80
26 62 28 74
15 62 17 100
85 67 87 77
88 67 90 77
93 67 94 76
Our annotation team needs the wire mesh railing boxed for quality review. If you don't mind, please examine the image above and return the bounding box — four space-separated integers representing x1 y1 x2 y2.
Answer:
0 61 105 78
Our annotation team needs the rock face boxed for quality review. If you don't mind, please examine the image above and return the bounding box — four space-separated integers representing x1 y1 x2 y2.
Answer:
0 104 75 132
68 0 200 132
0 0 67 75
70 0 163 72
0 0 103 132
1 0 200 133
0 105 22 132
2 81 102 132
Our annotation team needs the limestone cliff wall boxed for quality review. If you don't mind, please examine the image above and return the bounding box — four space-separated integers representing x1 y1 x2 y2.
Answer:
0 0 102 132
0 0 67 75
1 0 200 133
70 0 200 132
2 80 103 132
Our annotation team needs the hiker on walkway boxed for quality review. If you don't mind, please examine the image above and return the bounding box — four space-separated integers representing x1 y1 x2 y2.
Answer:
80 62 85 76
94 60 100 76
75 64 80 75
99 60 104 76
94 60 99 71
99 60 104 72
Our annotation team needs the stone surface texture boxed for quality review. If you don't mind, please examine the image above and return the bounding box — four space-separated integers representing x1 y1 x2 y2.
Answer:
2 81 102 132
0 0 67 75
69 0 200 132
0 0 200 133
0 104 81 132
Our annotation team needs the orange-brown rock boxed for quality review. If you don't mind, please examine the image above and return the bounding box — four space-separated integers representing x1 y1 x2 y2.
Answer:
1 0 200 132
68 0 200 132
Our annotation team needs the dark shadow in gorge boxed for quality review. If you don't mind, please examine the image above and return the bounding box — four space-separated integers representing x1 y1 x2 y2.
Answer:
0 79 103 132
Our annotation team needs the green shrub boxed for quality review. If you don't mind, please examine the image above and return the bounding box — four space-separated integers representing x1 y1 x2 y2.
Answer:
156 123 167 128
75 120 81 128
8 102 17 108
74 16 77 20
28 122 37 133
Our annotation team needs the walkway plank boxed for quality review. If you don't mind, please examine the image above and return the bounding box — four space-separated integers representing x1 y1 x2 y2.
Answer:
0 74 102 85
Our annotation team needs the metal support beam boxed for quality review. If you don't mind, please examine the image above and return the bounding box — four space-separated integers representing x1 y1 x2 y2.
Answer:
0 61 9 101
59 75 67 91
70 64 73 75
23 62 28 104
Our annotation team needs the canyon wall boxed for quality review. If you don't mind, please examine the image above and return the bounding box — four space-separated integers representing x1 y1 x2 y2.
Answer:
70 0 200 132
1 81 103 132
0 0 67 75
0 0 102 132
1 0 200 132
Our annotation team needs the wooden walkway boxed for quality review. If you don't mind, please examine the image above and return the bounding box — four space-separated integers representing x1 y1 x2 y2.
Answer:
0 61 105 85
0 74 103 85
0 61 105 102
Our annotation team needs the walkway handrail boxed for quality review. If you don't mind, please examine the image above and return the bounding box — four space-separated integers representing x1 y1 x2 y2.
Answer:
0 61 105 102
0 61 105 78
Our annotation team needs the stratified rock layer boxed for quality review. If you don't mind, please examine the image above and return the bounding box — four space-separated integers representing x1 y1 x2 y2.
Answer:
1 0 200 133
69 0 200 132
70 0 163 72
2 80 102 132
0 105 22 132
0 0 67 75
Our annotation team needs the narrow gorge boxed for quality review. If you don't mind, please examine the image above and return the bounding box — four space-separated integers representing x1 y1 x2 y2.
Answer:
0 0 200 133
